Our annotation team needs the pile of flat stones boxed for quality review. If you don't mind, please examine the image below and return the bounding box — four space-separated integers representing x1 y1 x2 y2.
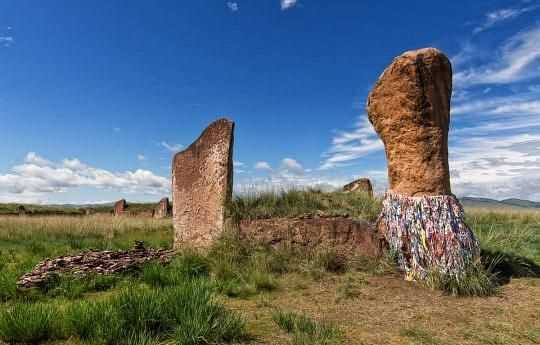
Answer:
17 241 174 289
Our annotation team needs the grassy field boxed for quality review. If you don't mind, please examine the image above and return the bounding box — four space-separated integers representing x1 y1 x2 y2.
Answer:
0 202 158 216
0 192 539 345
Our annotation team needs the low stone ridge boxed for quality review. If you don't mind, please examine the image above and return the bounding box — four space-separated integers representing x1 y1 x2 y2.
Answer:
343 178 373 197
113 199 127 216
367 47 452 196
153 197 170 218
17 242 174 289
172 118 234 249
238 217 384 257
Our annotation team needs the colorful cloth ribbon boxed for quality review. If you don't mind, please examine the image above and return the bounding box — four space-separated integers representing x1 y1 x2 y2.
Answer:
379 192 480 281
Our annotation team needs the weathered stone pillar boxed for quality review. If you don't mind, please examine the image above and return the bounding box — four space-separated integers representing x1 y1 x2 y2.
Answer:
153 197 170 219
113 199 127 217
367 48 479 281
172 118 234 249
17 205 26 216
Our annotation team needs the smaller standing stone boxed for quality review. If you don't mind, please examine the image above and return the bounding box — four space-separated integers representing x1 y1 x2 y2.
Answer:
154 197 170 219
113 199 127 217
343 178 373 197
17 205 26 216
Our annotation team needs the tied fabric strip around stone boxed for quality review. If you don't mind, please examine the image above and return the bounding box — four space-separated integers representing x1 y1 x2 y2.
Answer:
380 192 480 281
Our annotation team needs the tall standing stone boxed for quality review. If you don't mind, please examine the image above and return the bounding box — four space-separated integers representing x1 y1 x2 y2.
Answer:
113 199 127 217
367 48 451 196
153 197 170 219
367 48 479 281
172 118 234 249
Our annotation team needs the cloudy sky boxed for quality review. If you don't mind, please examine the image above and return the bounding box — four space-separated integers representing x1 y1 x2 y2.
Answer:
1 0 540 204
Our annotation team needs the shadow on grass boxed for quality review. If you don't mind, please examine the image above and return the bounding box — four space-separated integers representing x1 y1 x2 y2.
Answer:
481 249 540 285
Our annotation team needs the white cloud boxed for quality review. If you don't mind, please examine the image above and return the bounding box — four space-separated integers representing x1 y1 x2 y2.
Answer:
62 158 87 171
319 116 383 170
25 152 54 167
161 141 183 153
0 36 13 47
280 158 304 176
454 25 540 87
473 4 539 34
137 154 146 161
0 153 170 200
452 90 540 115
281 0 297 10
449 134 540 200
226 2 239 11
254 161 272 170
233 160 244 167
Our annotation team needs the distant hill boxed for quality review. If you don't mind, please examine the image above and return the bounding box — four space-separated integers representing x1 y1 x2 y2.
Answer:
461 197 540 209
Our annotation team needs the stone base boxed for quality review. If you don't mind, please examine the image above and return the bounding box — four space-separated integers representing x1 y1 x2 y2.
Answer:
238 217 384 257
379 192 480 281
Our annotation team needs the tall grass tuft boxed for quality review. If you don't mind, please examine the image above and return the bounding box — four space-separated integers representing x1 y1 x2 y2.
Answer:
273 310 342 345
425 262 499 297
0 302 60 343
227 189 381 223
208 234 278 297
65 299 120 341
65 281 246 344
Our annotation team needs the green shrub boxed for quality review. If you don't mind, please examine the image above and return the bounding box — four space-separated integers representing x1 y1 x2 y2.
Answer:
0 302 60 343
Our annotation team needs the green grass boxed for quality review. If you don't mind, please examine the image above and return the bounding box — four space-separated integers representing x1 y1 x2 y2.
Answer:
0 197 539 344
424 262 499 297
0 302 60 344
273 310 342 345
399 327 441 345
468 209 540 264
227 189 381 222
1 280 247 345
0 202 162 216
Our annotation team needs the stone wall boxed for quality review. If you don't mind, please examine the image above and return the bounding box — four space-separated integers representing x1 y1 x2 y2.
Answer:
238 217 384 257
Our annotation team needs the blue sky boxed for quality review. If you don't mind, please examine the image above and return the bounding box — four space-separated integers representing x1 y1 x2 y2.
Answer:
1 0 540 204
